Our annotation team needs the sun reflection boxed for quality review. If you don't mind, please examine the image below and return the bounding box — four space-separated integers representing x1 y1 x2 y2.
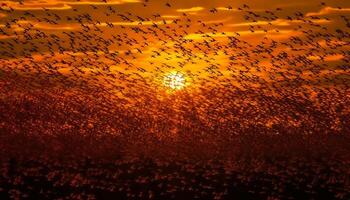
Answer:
163 72 186 90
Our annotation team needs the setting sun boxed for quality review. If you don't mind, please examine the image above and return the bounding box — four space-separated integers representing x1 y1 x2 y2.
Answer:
163 72 186 90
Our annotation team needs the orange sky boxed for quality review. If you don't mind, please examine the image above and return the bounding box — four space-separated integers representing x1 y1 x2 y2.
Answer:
0 0 349 98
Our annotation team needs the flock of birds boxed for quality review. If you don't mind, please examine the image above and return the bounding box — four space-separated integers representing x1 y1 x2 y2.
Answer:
0 1 350 199
0 0 348 134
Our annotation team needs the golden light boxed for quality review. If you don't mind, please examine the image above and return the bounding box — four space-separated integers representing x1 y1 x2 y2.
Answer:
163 72 186 90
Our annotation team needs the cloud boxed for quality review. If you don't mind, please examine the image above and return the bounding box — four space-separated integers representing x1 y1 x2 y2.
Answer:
161 15 180 19
228 20 290 27
0 35 16 40
0 20 76 31
308 54 344 62
216 7 239 11
176 7 204 13
0 1 72 10
0 18 173 33
317 39 348 48
183 30 300 40
306 7 350 17
34 23 75 30
0 0 140 10
63 0 141 5
237 30 300 38
227 19 330 28
97 20 174 26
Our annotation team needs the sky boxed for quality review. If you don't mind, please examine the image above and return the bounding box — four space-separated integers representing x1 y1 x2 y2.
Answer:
0 0 349 99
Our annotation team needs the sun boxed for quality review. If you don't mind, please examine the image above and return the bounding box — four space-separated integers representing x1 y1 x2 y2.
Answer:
163 72 186 90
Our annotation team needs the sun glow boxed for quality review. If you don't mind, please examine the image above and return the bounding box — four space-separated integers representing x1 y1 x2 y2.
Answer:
163 72 186 90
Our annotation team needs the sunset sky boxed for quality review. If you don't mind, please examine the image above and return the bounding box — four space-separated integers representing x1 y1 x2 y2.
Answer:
0 0 349 99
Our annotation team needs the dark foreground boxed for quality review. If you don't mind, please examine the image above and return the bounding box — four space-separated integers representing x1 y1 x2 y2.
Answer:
1 155 349 200
1 132 350 200
0 81 349 200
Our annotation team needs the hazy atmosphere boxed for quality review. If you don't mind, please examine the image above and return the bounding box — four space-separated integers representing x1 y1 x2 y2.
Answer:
0 0 349 199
